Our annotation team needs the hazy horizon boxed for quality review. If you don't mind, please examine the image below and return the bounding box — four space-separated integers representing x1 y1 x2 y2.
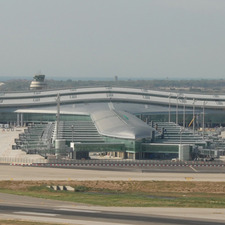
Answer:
1 76 225 82
1 0 225 79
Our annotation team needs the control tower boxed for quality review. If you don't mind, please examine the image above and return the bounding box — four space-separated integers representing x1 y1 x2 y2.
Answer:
30 74 47 90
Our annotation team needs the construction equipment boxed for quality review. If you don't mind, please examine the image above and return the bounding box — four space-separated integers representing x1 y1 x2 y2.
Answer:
188 116 195 127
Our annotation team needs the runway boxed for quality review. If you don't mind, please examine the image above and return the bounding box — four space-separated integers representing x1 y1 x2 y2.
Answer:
0 193 224 225
16 162 225 174
0 165 225 181
0 165 225 224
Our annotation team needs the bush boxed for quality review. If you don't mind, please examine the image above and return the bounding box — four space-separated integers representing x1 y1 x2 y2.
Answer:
75 185 89 192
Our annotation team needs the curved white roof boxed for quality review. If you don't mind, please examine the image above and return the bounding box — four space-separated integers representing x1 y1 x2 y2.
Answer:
92 109 155 140
0 87 224 109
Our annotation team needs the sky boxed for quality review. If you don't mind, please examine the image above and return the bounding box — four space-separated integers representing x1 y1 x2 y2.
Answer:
0 0 225 80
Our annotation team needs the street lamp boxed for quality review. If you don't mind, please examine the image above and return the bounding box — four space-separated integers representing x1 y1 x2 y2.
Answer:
202 101 207 138
193 98 196 134
183 96 186 128
180 128 184 145
176 95 178 125
71 125 74 143
168 93 171 123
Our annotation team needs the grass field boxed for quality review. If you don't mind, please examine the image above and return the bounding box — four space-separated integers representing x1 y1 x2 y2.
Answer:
0 180 225 208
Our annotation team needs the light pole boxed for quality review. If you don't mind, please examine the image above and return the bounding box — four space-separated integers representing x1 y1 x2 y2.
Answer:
176 95 178 125
56 93 60 140
202 101 207 138
180 128 184 145
71 125 74 143
183 96 186 128
168 94 171 123
193 98 196 134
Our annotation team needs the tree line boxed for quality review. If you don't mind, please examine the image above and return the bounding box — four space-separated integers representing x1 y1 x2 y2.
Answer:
1 78 225 92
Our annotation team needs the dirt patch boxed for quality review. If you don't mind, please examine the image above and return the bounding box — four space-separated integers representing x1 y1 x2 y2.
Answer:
0 220 58 225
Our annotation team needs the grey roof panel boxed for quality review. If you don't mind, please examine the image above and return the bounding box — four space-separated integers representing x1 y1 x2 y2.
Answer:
91 109 155 140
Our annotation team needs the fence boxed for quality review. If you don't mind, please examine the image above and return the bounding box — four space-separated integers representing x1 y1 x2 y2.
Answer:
0 157 47 164
1 157 224 167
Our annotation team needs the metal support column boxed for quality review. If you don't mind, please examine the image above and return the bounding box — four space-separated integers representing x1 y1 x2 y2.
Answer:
183 98 186 127
193 99 195 134
203 101 206 138
176 96 178 125
168 95 171 123
71 125 74 143
56 93 60 140
17 113 20 127
20 113 23 127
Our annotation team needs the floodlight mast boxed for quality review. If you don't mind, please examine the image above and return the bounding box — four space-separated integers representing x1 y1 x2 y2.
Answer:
193 98 196 134
183 96 186 128
168 93 171 123
176 95 178 124
56 93 60 140
202 101 207 138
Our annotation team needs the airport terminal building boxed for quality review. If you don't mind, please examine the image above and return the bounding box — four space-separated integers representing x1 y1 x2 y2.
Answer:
1 75 225 160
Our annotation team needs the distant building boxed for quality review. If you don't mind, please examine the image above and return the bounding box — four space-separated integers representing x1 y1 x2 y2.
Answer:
115 76 118 82
30 74 47 90
1 74 224 160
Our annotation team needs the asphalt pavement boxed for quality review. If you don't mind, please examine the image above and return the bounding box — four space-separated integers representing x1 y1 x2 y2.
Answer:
1 165 225 181
0 193 224 225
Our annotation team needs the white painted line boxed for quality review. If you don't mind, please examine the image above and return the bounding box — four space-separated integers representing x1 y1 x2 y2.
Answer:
57 208 102 213
14 211 57 217
189 165 198 172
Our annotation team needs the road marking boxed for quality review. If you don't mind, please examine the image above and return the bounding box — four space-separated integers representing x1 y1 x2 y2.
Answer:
57 208 102 213
14 211 57 217
189 165 198 172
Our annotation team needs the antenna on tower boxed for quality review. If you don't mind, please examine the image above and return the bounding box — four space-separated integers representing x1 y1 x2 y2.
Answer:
36 70 42 75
